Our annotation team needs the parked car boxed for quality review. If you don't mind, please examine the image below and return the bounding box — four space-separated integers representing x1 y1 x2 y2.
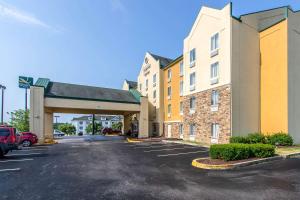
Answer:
0 125 19 157
53 129 65 138
102 128 122 135
19 132 38 147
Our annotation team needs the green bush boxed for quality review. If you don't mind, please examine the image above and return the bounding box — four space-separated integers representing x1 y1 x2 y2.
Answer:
266 133 293 146
210 143 275 161
230 136 249 144
247 133 266 144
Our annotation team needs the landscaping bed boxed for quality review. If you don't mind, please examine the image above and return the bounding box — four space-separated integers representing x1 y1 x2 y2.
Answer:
196 157 259 165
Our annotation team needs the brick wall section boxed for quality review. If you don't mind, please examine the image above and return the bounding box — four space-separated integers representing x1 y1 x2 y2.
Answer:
163 122 182 139
182 84 231 145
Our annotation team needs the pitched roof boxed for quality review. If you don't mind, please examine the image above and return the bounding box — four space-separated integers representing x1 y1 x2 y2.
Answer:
125 80 137 89
163 55 183 70
44 81 140 104
149 52 173 68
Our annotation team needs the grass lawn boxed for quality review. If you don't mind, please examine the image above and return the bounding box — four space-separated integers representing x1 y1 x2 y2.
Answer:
276 145 300 155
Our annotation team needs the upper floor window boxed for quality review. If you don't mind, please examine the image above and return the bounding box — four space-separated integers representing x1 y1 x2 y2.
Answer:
180 101 183 115
168 104 171 116
211 123 220 139
139 83 142 91
211 90 219 112
210 62 219 84
79 121 83 125
190 96 196 113
211 33 219 57
190 72 196 91
168 69 172 82
180 61 184 76
190 48 196 67
145 79 148 90
153 74 157 87
180 80 184 96
153 90 156 100
167 86 172 99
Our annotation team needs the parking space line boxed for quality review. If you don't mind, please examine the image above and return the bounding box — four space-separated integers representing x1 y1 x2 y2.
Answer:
0 168 21 172
144 146 201 152
157 150 208 157
5 153 42 157
0 158 34 163
135 144 184 149
19 148 47 151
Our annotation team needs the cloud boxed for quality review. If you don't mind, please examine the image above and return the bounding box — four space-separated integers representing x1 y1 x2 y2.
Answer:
0 1 59 32
110 0 127 14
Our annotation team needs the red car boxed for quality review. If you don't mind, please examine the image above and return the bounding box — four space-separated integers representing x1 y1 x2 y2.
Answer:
20 132 38 147
0 125 19 157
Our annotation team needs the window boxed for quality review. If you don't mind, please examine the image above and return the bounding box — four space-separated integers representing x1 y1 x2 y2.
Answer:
210 62 219 84
179 124 183 136
168 104 171 116
153 74 157 87
0 128 10 137
190 48 196 67
167 86 172 99
168 69 172 81
211 33 219 52
180 61 184 76
79 121 83 125
190 96 196 113
153 90 156 100
79 126 83 130
189 124 196 136
145 79 148 90
190 72 196 91
139 83 142 91
211 123 219 139
211 90 219 106
180 102 183 115
180 80 184 96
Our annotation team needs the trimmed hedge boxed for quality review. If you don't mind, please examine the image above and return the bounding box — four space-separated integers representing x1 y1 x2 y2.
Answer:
230 133 293 146
210 143 275 161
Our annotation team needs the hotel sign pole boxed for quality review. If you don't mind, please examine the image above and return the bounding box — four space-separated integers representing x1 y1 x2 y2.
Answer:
18 76 33 111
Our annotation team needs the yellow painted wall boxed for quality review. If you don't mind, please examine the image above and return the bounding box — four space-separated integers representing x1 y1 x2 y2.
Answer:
260 20 288 133
164 58 183 122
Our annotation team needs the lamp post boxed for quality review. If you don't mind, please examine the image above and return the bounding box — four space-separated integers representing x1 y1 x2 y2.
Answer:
0 84 6 125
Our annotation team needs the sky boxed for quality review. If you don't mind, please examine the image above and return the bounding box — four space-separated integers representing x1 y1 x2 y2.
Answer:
0 0 299 123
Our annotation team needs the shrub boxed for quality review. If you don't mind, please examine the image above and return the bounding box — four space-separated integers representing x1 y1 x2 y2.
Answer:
266 133 293 146
247 133 266 144
230 136 249 144
210 143 275 161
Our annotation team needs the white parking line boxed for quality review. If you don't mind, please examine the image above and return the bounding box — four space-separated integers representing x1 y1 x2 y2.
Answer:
157 150 208 157
5 153 42 157
0 168 21 172
0 158 34 163
19 148 47 151
135 144 182 149
144 146 201 152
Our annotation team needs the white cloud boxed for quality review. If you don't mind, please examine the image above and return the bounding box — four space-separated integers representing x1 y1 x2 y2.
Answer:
110 0 127 14
0 1 58 32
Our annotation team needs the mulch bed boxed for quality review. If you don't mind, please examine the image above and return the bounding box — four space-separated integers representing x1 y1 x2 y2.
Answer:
197 157 260 165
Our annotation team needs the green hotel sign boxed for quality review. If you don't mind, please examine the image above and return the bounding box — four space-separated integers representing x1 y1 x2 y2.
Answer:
19 76 34 89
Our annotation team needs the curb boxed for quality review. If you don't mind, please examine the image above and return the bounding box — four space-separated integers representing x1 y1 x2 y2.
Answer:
192 156 283 170
281 152 300 158
126 138 141 143
162 140 210 148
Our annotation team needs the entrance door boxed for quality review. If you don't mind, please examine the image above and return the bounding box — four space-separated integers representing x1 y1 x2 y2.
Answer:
167 124 172 138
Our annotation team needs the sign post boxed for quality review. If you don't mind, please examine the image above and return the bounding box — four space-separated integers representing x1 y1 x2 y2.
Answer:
18 76 33 111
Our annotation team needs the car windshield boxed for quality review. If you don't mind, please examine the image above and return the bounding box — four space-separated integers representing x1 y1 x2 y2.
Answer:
0 128 10 137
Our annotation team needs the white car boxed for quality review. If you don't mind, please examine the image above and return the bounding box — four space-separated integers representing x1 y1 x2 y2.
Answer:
53 130 65 138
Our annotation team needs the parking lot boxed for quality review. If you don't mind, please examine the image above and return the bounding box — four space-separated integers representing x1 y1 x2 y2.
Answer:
0 137 300 200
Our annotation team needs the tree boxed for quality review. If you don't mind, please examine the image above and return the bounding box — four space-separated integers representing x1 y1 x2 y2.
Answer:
112 122 122 131
85 122 102 134
9 109 29 132
58 123 76 135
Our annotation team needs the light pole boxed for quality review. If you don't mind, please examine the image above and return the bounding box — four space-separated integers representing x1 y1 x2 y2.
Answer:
54 115 60 124
0 84 6 125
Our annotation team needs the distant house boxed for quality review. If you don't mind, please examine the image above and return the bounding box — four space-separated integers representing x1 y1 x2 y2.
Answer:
71 115 123 135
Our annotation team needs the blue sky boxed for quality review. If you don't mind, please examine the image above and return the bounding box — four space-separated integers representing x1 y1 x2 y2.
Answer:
0 0 299 122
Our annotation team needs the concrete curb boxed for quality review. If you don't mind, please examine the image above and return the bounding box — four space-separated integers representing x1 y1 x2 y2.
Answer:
126 138 142 143
281 152 300 158
192 156 283 170
162 140 210 148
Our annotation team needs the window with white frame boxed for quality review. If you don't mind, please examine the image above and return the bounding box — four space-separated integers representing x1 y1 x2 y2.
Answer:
167 86 172 99
211 33 219 52
168 69 172 82
168 104 171 116
139 83 142 91
190 96 196 113
190 72 196 91
210 62 219 84
153 74 156 87
153 90 156 100
145 79 148 90
179 124 183 136
189 124 196 136
211 90 219 106
211 123 219 139
180 101 183 115
180 61 184 76
190 48 196 67
180 80 184 96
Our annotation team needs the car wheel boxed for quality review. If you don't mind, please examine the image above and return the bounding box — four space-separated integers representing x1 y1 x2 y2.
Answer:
22 140 32 147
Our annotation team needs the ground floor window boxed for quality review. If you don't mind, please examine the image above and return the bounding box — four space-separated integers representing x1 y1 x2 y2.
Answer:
189 124 196 136
211 123 219 139
179 124 183 136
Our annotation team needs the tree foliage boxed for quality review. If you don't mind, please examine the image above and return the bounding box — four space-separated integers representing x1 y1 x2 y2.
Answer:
58 123 76 135
9 109 29 132
85 122 102 134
